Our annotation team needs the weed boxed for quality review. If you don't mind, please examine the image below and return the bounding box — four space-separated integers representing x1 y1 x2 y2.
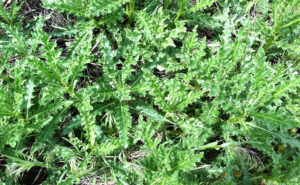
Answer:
0 0 299 184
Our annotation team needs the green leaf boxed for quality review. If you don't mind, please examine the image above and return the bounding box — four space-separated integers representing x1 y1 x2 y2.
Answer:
114 101 131 148
24 80 35 118
34 106 69 145
272 0 278 27
66 24 93 60
42 0 87 16
0 2 10 23
278 15 300 31
273 77 300 99
187 0 217 13
135 105 173 124
134 11 153 41
252 112 299 127
0 100 21 118
62 116 81 136
29 58 62 83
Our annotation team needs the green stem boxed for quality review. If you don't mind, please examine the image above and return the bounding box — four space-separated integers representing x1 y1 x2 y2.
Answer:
163 0 171 9
127 0 135 24
264 33 276 53
174 9 182 22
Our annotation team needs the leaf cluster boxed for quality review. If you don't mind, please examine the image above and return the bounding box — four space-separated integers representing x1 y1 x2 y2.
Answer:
0 0 299 184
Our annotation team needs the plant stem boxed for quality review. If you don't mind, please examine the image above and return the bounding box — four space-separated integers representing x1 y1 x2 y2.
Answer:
174 9 182 22
163 0 171 9
264 34 276 53
128 0 135 24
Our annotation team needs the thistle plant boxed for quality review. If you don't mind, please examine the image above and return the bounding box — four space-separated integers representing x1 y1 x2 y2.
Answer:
0 0 299 184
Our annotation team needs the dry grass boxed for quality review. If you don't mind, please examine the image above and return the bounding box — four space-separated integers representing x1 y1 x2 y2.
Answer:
19 0 70 31
80 175 116 185
2 0 14 8
1 0 72 32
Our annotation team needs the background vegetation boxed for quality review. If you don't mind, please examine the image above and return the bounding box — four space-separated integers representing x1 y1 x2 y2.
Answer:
0 0 299 184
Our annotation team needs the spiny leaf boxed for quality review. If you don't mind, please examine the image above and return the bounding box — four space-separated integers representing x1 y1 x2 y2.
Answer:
188 0 217 13
272 0 278 27
4 155 46 168
135 105 173 124
34 106 69 146
89 84 117 103
0 109 22 119
273 77 300 99
42 0 86 16
29 58 62 83
24 80 35 118
277 15 300 31
0 2 10 24
88 0 129 17
66 24 93 60
252 112 299 127
134 11 153 41
9 0 23 25
246 122 300 148
0 101 15 117
114 101 131 148
62 116 81 136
